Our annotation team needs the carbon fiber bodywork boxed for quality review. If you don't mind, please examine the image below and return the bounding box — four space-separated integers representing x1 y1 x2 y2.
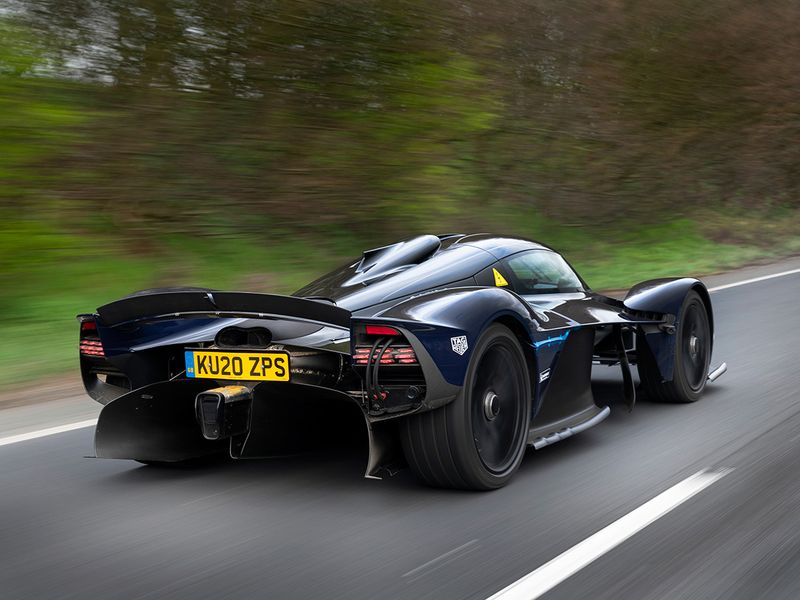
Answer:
79 233 717 478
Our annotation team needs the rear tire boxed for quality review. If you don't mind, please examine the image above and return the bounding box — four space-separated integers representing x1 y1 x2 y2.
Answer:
639 290 711 403
400 323 530 490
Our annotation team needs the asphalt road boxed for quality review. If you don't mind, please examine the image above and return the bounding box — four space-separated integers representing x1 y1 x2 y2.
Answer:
1 263 799 599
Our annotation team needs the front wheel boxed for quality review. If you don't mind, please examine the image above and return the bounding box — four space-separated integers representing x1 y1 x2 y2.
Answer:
639 290 711 403
400 323 531 490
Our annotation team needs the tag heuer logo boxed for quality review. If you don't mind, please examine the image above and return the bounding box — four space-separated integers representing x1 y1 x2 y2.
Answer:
451 335 469 355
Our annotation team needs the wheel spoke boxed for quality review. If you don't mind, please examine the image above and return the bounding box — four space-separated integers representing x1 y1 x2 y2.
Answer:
680 301 710 391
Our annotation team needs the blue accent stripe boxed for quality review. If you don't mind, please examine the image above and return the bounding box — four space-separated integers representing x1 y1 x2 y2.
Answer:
532 330 571 349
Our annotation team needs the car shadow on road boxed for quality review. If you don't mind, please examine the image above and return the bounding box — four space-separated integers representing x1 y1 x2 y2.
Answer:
95 375 727 497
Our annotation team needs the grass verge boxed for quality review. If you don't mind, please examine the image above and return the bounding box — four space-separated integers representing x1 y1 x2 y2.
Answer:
1 212 798 390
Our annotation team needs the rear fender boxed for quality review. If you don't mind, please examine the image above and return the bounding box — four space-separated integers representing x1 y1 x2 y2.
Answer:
355 287 539 410
624 277 713 381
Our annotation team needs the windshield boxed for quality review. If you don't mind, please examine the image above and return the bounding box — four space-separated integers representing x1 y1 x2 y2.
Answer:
504 250 584 294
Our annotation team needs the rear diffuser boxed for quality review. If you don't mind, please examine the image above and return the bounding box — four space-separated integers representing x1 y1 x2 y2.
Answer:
94 380 227 462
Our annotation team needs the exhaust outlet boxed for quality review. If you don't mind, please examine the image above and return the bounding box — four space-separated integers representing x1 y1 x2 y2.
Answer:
195 386 252 441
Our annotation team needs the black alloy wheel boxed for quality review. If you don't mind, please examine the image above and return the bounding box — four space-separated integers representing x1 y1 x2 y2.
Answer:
470 339 528 475
638 290 711 403
400 323 531 490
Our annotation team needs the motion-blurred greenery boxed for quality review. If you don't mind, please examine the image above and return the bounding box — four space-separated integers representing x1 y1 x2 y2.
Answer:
1 1 799 388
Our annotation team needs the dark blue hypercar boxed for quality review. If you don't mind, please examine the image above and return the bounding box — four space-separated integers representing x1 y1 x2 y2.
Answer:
79 234 725 489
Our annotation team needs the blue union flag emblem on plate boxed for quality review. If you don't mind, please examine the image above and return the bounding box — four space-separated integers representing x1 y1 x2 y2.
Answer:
450 335 469 356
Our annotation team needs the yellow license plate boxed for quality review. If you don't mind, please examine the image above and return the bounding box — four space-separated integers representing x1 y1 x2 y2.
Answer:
185 350 290 381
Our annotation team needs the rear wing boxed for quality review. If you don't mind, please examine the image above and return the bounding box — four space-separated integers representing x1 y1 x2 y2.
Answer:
95 291 351 329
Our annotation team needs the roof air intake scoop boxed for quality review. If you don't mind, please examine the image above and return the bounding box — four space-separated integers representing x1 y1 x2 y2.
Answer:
346 235 442 286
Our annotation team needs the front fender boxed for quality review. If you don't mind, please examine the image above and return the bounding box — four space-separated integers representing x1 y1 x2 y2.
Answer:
625 278 710 320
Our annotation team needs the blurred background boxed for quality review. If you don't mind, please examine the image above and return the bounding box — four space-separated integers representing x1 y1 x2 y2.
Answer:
0 0 798 388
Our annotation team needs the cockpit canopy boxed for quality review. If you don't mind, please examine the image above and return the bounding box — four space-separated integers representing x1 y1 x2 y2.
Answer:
294 233 583 311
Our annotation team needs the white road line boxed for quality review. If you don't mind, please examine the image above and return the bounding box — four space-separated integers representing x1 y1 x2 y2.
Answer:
485 468 733 600
708 267 800 292
0 419 97 447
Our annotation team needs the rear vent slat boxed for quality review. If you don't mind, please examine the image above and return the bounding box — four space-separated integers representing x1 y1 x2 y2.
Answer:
79 339 105 357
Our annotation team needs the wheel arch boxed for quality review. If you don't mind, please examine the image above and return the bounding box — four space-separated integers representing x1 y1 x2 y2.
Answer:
366 286 540 409
626 278 714 382
624 277 711 323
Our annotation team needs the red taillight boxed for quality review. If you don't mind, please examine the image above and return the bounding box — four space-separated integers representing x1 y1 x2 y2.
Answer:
393 347 418 364
79 339 105 357
79 317 105 357
355 324 418 366
365 325 401 337
353 345 417 365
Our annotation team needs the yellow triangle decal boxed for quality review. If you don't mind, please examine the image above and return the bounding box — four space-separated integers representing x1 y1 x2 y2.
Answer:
493 268 509 287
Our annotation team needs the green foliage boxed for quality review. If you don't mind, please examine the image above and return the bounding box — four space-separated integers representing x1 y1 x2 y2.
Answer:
0 222 356 387
0 1 799 388
613 3 748 130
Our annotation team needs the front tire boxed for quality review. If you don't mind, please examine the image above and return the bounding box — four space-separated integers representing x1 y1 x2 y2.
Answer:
639 290 711 403
400 323 531 490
